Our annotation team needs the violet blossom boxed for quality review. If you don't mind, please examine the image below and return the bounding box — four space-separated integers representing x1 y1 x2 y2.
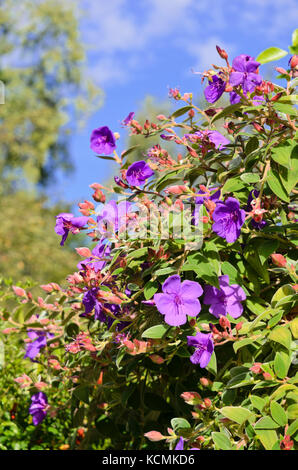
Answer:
29 392 48 426
126 160 154 187
90 126 116 155
55 213 89 246
204 75 226 103
154 275 203 326
77 241 111 272
229 54 262 94
187 332 214 368
97 200 132 236
203 275 246 319
185 130 229 150
24 330 54 361
212 197 246 243
122 112 135 126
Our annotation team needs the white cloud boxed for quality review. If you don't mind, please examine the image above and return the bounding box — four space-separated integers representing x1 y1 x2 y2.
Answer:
79 0 297 86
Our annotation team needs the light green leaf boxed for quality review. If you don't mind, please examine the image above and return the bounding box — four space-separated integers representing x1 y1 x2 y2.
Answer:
256 47 288 64
220 406 255 425
274 351 291 379
170 417 191 432
269 326 292 350
270 401 287 426
254 416 280 429
141 324 170 339
256 429 278 450
212 432 232 450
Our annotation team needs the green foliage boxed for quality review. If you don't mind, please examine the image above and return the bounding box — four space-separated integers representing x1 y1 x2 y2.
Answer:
0 0 102 186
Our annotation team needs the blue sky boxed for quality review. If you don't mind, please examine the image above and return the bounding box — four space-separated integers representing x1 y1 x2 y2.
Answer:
49 0 298 207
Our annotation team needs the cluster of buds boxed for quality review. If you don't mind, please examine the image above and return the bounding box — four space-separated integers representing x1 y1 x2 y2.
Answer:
78 200 95 216
65 332 97 354
121 337 152 356
249 362 273 381
89 183 106 203
147 144 176 167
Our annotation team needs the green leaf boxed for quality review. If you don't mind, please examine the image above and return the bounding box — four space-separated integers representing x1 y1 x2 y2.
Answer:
127 247 148 259
141 324 170 339
144 280 158 300
256 47 288 64
170 106 193 119
245 136 259 155
220 406 255 425
256 429 278 450
210 103 242 123
271 142 294 169
270 401 287 427
287 419 298 436
240 173 260 184
254 416 280 429
269 326 292 350
287 404 298 420
170 417 191 432
274 351 291 379
271 284 295 307
73 386 90 404
256 238 279 265
267 168 290 202
121 145 140 159
212 432 232 450
233 338 258 353
206 351 217 376
292 29 298 48
250 395 266 412
290 317 298 339
222 177 245 194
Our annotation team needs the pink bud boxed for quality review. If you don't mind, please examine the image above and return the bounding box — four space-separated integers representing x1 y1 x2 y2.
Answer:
156 114 168 121
144 431 165 442
271 253 287 267
289 55 298 69
219 316 231 329
76 247 92 258
200 377 209 387
12 286 26 297
149 354 165 364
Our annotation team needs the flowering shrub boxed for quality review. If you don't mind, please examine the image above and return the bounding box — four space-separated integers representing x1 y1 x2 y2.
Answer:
3 36 298 450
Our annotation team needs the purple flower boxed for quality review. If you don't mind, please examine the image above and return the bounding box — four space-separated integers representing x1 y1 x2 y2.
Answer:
126 160 154 186
175 437 184 450
229 54 262 94
185 130 229 150
97 200 132 235
229 90 265 105
77 242 111 272
24 330 54 361
55 213 89 246
154 275 203 326
204 75 226 103
203 275 246 319
122 112 135 126
212 197 246 243
187 332 214 368
82 287 103 320
29 392 48 426
90 126 116 155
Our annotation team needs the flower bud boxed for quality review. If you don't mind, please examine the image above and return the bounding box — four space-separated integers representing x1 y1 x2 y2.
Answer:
188 109 195 118
289 55 298 69
219 316 231 329
156 114 168 121
75 247 92 258
199 377 209 387
216 45 228 60
271 253 287 267
235 322 243 332
144 431 165 442
203 398 212 408
12 286 27 297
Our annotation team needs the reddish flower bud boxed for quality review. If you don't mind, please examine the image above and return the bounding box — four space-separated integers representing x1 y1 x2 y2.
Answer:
263 372 273 381
271 253 287 267
199 377 209 387
144 431 165 442
219 316 231 329
235 322 243 332
250 362 263 374
12 286 27 297
180 391 201 405
203 398 212 408
216 45 228 60
188 109 195 118
75 247 92 258
275 67 288 75
252 122 264 133
156 114 168 121
289 55 298 69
